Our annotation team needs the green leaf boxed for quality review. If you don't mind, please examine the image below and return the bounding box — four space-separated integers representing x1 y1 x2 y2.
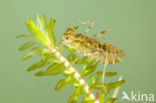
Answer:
25 18 48 45
81 63 98 77
16 34 32 38
81 96 95 103
96 71 117 77
105 98 116 103
55 75 74 92
78 56 94 64
87 75 100 87
68 48 76 52
45 63 65 76
92 80 125 92
99 93 106 103
21 48 37 60
60 45 67 52
68 87 82 103
19 40 37 51
67 52 78 63
55 79 65 92
41 14 47 30
72 80 82 88
22 51 34 60
48 18 56 45
91 83 104 90
21 47 42 60
107 80 125 92
27 58 50 71
49 56 61 63
35 71 45 76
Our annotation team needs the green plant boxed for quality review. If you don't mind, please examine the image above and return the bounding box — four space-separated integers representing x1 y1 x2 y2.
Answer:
17 15 125 103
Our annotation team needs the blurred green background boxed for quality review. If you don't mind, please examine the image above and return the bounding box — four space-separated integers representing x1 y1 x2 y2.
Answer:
0 0 156 103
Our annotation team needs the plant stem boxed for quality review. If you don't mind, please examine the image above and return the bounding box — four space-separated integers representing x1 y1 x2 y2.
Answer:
48 44 98 102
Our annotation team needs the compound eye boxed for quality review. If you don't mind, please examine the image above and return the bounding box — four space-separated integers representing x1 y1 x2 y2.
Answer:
66 37 69 40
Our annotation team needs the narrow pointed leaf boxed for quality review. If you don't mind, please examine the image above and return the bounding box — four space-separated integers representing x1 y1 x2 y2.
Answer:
73 80 83 88
27 58 50 71
87 75 100 87
41 14 47 30
60 45 67 52
19 40 37 51
81 96 95 103
68 87 82 103
67 52 78 63
48 18 56 45
105 98 116 103
35 71 45 76
22 51 34 60
21 47 42 60
49 56 61 63
78 56 94 64
91 83 105 90
96 71 117 77
21 50 36 60
55 76 73 92
81 63 98 76
55 79 66 92
16 34 32 38
25 18 48 45
45 63 65 76
99 93 106 103
81 100 95 103
107 80 125 91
